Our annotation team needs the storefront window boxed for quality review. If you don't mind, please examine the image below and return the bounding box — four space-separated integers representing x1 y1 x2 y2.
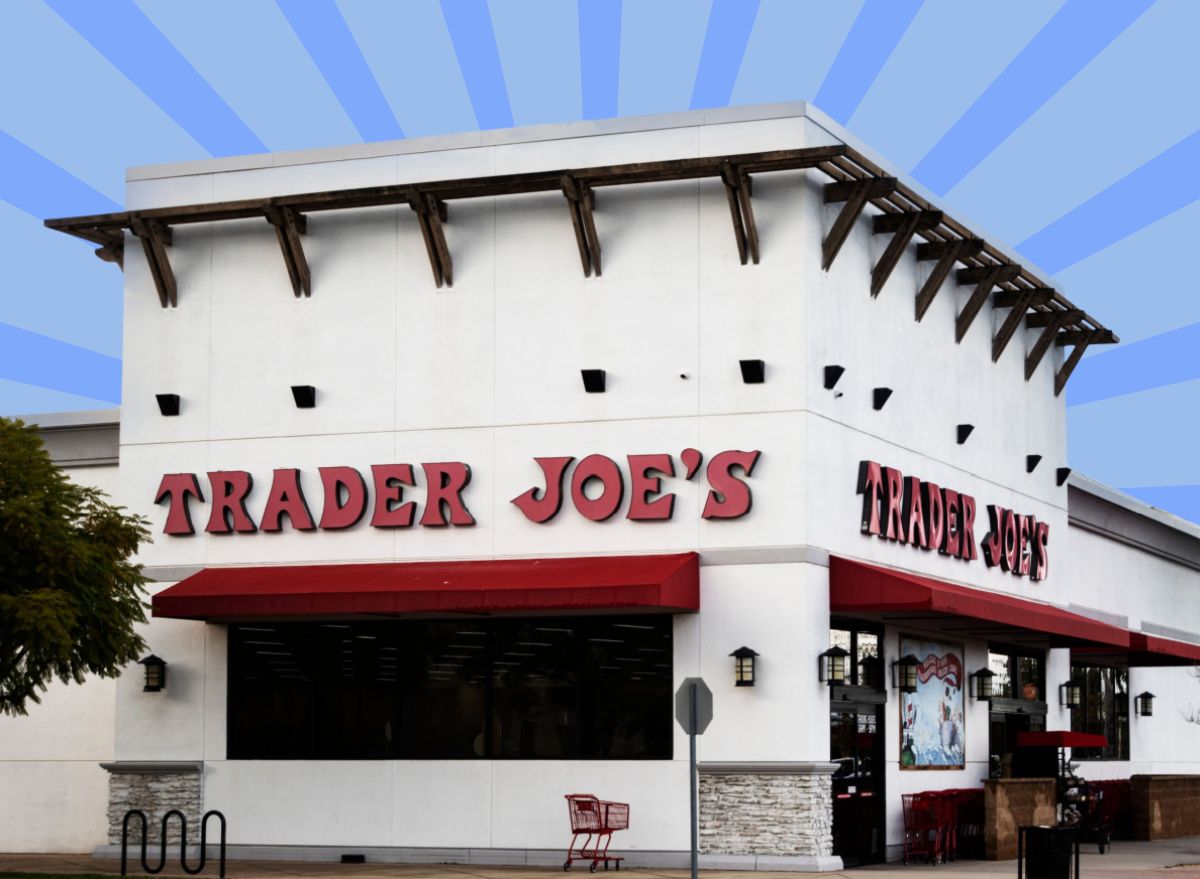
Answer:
987 648 1044 702
1070 666 1130 760
828 622 883 690
227 616 673 760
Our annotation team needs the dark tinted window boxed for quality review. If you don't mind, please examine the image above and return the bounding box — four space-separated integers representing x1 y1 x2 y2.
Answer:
1070 665 1129 760
227 616 673 760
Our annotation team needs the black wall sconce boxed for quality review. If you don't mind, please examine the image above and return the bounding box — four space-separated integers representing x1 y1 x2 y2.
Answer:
957 424 974 445
291 385 317 408
155 394 180 417
1057 467 1072 487
731 646 758 687
970 667 995 702
1135 691 1155 717
581 369 606 393
1026 454 1042 473
818 646 850 687
873 387 893 411
739 359 765 384
139 654 167 692
824 365 845 390
1059 680 1082 709
893 654 920 693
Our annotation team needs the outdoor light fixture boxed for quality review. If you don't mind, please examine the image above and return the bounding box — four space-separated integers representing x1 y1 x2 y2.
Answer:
1059 680 1082 709
892 654 920 693
730 646 758 687
139 655 167 693
155 394 180 416
956 424 975 445
970 667 995 702
291 385 316 408
873 387 893 410
1135 691 1155 717
581 369 606 393
824 365 845 390
739 359 765 384
1026 454 1042 473
818 646 850 687
1057 467 1072 487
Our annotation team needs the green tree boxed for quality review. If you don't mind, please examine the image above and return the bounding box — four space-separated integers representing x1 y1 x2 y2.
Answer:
0 417 150 716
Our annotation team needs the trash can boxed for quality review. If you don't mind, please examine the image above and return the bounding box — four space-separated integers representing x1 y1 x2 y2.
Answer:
1019 826 1076 879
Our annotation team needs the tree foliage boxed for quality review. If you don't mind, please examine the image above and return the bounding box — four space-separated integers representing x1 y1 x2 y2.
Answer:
0 417 150 716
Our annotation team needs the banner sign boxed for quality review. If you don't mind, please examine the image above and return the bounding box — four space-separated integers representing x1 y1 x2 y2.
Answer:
900 636 965 770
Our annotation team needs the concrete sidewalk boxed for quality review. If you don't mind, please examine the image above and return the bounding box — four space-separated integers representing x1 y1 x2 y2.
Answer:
3 839 1200 879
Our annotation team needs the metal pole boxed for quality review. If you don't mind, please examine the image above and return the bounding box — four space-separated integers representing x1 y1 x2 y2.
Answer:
690 681 698 879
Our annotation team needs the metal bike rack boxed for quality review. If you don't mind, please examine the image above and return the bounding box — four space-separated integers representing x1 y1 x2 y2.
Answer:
120 809 226 878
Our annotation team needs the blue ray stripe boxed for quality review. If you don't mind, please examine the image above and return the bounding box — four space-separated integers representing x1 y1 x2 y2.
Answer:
814 0 922 124
1018 129 1200 274
1067 321 1200 408
690 0 760 110
0 131 120 218
579 0 621 120
1121 485 1200 526
275 0 404 143
912 0 1153 196
0 323 120 402
440 0 514 130
44 0 266 157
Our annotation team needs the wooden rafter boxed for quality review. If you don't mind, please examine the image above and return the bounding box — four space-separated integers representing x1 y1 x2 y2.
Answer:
129 217 176 308
1026 310 1082 380
913 238 983 322
264 205 310 297
1055 329 1099 396
821 176 897 270
991 287 1040 362
1057 329 1116 346
1027 308 1083 328
408 189 452 287
994 288 1052 309
720 161 759 265
954 263 1020 343
870 209 941 297
562 175 601 277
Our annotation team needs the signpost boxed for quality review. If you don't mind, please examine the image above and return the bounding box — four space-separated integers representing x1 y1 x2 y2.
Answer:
675 677 712 879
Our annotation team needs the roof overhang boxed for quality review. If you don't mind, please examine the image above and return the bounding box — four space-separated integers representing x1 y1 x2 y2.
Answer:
152 553 699 622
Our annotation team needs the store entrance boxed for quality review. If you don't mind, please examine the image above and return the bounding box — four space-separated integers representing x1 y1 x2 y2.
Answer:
830 704 885 866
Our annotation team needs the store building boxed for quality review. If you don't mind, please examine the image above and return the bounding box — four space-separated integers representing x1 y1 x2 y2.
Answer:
4 103 1200 870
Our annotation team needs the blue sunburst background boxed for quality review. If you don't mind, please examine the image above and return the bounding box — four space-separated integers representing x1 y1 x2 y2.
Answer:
2 0 1197 523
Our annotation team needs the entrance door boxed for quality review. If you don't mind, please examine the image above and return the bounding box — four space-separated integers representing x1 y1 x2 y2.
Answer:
830 704 885 866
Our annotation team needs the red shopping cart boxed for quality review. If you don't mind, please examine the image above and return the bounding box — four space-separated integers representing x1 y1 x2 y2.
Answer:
564 794 629 872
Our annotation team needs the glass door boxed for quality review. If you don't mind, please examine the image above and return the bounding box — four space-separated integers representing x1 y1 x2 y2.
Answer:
830 704 885 866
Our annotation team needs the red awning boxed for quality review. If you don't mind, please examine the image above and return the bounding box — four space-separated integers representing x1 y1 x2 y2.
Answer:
1017 731 1108 750
830 557 1131 649
1076 632 1200 667
153 553 699 621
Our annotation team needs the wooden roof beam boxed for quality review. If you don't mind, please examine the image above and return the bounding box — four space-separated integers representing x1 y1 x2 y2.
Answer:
955 263 1020 343
1026 308 1084 328
821 177 897 270
408 189 452 288
129 217 176 308
992 287 1044 362
1026 310 1081 380
870 210 941 297
1057 328 1117 346
913 238 984 322
720 161 759 266
1055 329 1099 396
994 288 1053 309
562 175 601 278
264 205 310 298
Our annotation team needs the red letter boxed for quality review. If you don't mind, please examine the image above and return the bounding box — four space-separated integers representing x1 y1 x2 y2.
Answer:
420 462 476 527
570 454 624 522
857 461 883 536
702 450 760 520
1002 509 1019 572
1017 515 1032 576
318 466 367 530
370 464 415 528
981 505 1004 568
206 471 256 534
1030 522 1050 581
627 454 676 521
511 457 574 523
260 468 315 532
903 476 927 549
923 482 944 550
882 467 906 542
940 488 960 557
155 473 204 535
957 494 978 561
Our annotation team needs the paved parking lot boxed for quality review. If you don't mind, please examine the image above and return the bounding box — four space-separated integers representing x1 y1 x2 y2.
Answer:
3 838 1200 879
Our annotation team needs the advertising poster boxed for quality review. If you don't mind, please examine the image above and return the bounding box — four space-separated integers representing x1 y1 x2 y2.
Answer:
900 637 965 769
